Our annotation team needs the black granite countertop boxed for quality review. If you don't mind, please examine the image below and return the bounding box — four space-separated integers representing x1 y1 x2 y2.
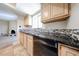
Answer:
19 28 79 49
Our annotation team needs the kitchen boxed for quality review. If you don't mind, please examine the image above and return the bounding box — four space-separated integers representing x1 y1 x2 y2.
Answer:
0 3 79 56
18 3 79 56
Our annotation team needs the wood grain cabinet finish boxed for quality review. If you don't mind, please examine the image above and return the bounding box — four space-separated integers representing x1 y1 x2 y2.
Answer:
24 15 29 26
58 43 79 56
26 35 33 56
41 3 70 23
41 3 51 21
20 32 24 46
19 32 27 49
20 33 41 56
23 34 27 49
26 35 41 56
51 3 69 19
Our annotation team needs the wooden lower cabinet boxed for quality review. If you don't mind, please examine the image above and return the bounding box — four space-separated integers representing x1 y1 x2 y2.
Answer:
20 32 27 49
20 32 24 46
58 43 79 56
23 34 27 49
26 35 33 56
26 35 41 56
20 32 79 56
20 32 41 56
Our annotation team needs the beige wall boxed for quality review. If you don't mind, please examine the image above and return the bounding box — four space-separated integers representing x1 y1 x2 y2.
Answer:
42 20 68 29
17 16 24 44
17 16 24 30
67 4 79 29
0 20 9 35
42 4 68 29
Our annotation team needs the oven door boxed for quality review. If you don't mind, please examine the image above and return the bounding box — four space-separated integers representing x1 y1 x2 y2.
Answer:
39 39 58 56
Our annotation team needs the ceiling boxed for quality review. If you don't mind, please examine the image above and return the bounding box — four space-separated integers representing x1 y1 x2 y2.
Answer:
16 3 41 15
0 3 40 21
0 3 18 21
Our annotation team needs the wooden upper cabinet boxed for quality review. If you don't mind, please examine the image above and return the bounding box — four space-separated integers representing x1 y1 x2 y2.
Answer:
51 3 69 18
41 3 70 23
41 3 51 21
24 15 29 26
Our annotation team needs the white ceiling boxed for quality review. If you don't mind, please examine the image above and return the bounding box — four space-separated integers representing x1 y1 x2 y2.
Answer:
16 3 41 15
0 11 17 20
0 3 18 21
0 3 40 21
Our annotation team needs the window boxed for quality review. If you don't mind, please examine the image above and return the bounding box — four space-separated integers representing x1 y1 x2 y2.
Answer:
32 12 42 28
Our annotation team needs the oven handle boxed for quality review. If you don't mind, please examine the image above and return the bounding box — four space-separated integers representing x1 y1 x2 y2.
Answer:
38 40 57 48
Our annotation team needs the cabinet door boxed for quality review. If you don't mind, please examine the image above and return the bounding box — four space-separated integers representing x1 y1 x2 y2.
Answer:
51 3 69 18
27 35 33 56
58 44 79 56
41 3 51 21
41 3 69 23
20 32 24 46
23 34 27 49
24 16 29 26
64 4 69 15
